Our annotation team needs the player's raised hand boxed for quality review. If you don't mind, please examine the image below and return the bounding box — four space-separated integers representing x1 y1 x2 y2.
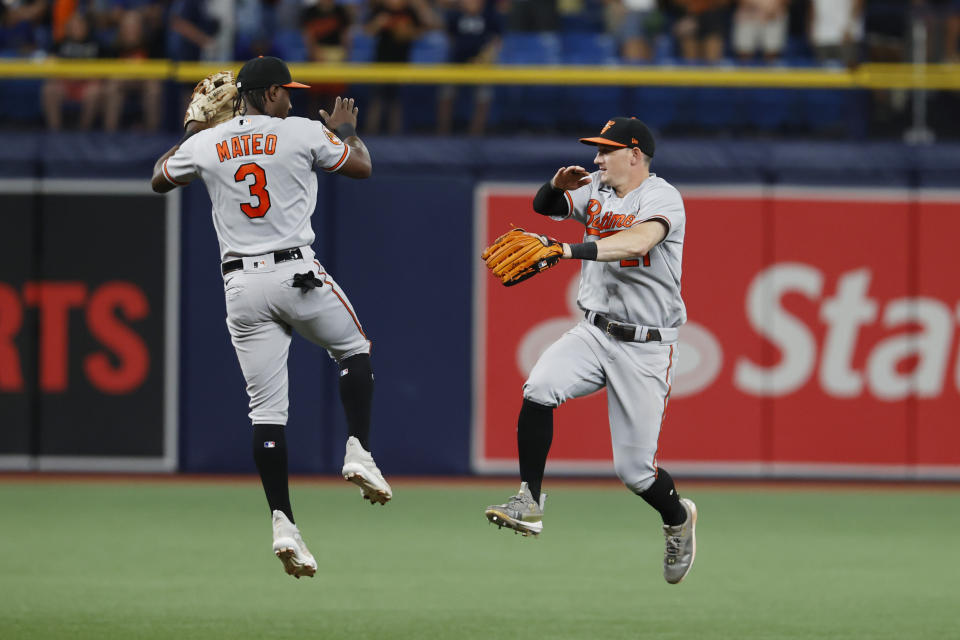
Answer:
551 166 592 190
319 96 359 131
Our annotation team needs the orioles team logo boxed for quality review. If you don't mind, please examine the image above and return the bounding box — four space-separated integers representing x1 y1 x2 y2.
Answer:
600 120 615 134
324 128 343 145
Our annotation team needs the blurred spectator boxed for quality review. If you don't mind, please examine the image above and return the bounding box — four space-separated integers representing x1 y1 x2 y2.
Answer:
948 0 960 61
437 0 502 135
863 0 905 63
364 0 436 134
102 9 160 131
50 0 79 44
234 0 281 59
301 0 352 118
89 1 165 56
42 10 104 130
0 0 49 55
302 0 351 62
911 0 960 62
167 0 220 61
505 0 558 31
808 0 862 66
672 0 729 62
204 0 235 60
606 0 663 62
731 0 787 62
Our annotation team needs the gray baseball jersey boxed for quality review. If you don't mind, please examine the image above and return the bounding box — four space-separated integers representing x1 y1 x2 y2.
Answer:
163 114 350 260
558 172 686 329
523 172 687 494
161 115 367 425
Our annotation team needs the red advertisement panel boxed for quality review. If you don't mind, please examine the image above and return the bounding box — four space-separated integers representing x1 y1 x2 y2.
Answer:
472 185 960 478
916 199 960 470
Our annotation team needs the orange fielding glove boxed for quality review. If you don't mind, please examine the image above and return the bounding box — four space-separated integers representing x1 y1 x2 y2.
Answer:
481 228 564 287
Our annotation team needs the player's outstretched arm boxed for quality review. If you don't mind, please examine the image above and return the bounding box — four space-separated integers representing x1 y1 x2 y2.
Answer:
320 96 372 179
151 121 207 193
562 220 667 262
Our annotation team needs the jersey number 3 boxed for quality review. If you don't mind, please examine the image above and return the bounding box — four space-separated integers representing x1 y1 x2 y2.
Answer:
234 163 271 218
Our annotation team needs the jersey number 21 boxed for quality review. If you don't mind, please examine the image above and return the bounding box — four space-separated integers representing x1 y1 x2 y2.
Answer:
234 162 271 218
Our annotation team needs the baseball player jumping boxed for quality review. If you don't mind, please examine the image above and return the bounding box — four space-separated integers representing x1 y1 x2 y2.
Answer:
482 118 697 584
151 56 392 579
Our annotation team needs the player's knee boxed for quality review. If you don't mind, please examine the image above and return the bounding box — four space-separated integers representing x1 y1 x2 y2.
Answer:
521 380 561 408
334 342 371 363
522 365 570 407
338 352 371 373
614 458 657 495
249 408 288 425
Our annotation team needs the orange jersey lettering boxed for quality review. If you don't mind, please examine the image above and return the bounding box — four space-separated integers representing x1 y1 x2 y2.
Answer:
216 140 230 162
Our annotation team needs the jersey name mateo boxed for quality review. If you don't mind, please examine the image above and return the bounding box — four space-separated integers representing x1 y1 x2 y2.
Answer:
216 134 278 162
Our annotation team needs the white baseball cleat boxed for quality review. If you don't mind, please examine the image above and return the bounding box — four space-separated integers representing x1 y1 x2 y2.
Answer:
484 482 545 537
272 510 317 579
341 436 393 505
663 498 697 584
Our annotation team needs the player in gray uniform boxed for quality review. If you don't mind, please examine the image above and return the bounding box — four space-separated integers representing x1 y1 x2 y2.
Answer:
151 56 392 579
484 118 697 584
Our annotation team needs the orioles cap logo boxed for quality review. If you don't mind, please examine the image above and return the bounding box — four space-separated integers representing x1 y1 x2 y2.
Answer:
600 120 615 134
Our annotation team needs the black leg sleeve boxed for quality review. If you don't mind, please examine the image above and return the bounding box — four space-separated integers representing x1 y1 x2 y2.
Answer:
517 399 554 503
338 353 373 450
639 467 687 526
252 424 293 523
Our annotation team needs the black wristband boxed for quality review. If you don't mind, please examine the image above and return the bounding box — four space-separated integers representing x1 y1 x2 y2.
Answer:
334 123 357 141
568 242 598 261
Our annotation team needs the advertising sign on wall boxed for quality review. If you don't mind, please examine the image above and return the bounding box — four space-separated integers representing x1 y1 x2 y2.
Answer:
472 184 960 479
0 180 178 471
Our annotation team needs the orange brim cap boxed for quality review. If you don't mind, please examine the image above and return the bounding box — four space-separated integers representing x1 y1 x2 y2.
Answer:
579 136 627 148
282 81 311 89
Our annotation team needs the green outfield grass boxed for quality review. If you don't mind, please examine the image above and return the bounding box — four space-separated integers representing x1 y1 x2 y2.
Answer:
0 479 957 640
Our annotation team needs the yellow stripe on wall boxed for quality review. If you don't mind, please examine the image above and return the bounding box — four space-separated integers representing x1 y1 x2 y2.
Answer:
1 59 958 90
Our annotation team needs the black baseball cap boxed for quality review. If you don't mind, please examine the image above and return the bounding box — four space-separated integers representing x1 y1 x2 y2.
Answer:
236 56 310 92
580 117 655 157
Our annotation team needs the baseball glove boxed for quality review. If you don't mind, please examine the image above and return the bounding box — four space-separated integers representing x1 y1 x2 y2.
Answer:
183 70 237 128
481 228 564 287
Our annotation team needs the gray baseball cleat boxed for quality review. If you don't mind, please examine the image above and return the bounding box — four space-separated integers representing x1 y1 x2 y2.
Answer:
342 436 393 505
662 497 697 584
272 510 317 579
484 482 546 536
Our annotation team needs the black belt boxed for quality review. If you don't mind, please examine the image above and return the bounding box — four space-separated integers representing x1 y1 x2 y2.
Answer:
221 248 303 275
589 312 661 343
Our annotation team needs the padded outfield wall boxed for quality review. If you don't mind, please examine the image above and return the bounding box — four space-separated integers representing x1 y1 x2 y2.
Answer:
1 133 959 478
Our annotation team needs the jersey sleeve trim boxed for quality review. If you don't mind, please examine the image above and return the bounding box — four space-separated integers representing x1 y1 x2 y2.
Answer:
636 214 671 231
563 190 573 214
162 159 189 186
323 144 350 173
